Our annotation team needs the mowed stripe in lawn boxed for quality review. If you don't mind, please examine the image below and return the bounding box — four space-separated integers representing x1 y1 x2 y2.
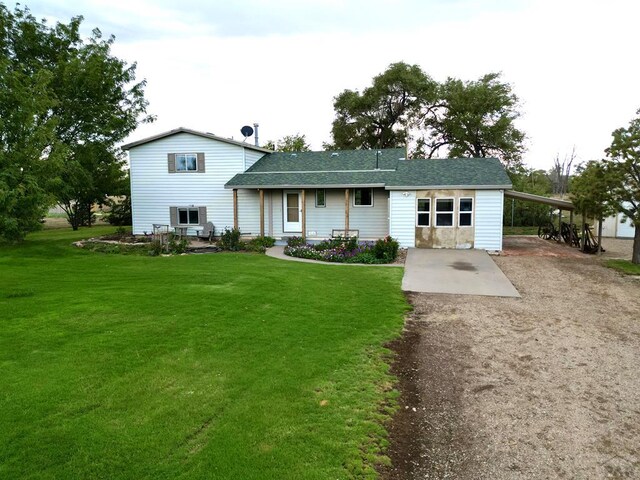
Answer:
0 228 408 479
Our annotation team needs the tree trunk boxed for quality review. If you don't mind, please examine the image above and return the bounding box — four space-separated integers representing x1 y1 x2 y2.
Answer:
633 227 640 264
597 217 603 256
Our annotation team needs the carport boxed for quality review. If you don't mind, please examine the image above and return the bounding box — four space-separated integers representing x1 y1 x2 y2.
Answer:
504 190 577 244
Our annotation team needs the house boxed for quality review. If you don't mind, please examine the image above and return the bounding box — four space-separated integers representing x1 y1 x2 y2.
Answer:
123 128 512 250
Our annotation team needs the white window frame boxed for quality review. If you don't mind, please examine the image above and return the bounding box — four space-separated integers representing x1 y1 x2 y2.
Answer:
435 198 455 228
315 189 326 208
353 188 374 207
458 197 474 227
416 198 431 227
177 207 200 225
175 153 198 172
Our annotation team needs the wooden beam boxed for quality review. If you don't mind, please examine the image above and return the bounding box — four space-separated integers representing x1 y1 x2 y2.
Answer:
259 189 265 237
233 189 238 230
345 188 350 235
301 189 306 240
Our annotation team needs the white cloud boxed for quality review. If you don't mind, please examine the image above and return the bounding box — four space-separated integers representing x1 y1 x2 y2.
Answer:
12 0 640 169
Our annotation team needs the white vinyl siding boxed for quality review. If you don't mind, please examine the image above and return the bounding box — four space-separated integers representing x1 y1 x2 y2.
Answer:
390 190 416 248
129 132 256 235
244 150 266 170
266 188 388 239
474 190 504 250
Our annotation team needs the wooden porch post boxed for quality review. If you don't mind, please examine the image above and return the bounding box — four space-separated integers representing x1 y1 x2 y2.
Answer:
233 189 238 230
557 209 563 242
259 189 265 237
301 189 306 241
344 188 350 236
569 210 575 245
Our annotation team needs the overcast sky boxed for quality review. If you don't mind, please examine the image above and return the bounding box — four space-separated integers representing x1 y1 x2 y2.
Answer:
13 0 640 170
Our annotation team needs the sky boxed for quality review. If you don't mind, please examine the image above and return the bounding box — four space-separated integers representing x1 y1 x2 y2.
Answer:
11 0 640 170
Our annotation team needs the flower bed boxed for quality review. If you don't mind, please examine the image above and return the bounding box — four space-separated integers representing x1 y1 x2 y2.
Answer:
284 236 399 264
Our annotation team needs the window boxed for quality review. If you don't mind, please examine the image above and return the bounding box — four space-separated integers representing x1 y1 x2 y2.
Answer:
416 198 430 227
435 198 454 227
459 198 473 227
178 207 200 225
176 153 197 171
315 189 326 207
354 188 373 207
168 153 205 173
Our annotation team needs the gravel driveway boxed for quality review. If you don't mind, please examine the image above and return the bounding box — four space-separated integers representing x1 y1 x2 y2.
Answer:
382 238 640 479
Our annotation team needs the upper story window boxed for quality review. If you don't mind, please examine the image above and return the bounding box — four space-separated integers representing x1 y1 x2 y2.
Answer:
176 153 197 171
459 198 473 226
435 198 454 227
354 188 373 207
416 198 430 227
168 153 205 173
315 189 326 207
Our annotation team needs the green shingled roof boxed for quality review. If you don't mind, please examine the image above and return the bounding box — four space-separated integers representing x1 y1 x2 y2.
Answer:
226 150 512 190
387 158 512 188
245 148 406 172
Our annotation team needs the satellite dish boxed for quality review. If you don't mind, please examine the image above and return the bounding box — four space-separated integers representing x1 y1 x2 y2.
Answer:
240 125 254 139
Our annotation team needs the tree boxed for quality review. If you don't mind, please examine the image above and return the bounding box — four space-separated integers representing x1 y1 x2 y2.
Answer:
327 63 525 168
0 6 60 241
548 147 576 197
571 160 617 253
419 73 525 168
0 5 152 238
327 62 437 151
263 133 311 152
504 167 553 227
604 108 640 263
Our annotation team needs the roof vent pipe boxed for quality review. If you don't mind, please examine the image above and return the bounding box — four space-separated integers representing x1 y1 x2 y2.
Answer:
375 150 382 170
253 123 259 147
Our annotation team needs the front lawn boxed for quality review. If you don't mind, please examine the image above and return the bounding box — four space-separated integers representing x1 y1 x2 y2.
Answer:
605 259 640 275
0 228 408 479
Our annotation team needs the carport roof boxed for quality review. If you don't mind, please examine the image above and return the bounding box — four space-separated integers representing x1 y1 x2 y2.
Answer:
504 190 575 210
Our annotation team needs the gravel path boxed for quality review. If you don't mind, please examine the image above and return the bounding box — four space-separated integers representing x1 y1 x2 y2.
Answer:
382 240 640 479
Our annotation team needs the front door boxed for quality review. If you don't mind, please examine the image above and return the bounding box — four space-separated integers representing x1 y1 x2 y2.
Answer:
283 190 302 232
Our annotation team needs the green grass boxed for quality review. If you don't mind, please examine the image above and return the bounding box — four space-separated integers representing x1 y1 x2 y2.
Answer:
605 259 640 275
0 227 408 479
503 226 540 235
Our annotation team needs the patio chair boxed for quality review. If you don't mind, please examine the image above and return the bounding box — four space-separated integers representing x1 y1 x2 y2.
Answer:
197 222 215 242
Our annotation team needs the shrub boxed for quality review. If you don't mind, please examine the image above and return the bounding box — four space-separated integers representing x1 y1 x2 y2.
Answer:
168 235 188 254
286 236 305 247
249 236 276 248
149 240 163 256
373 236 399 261
219 227 243 251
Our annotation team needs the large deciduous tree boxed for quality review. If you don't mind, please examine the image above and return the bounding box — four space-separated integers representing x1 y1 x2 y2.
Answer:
327 62 438 151
328 63 525 169
0 5 153 239
605 109 640 263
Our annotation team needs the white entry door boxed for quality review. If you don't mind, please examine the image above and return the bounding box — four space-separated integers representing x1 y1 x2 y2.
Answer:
283 190 302 232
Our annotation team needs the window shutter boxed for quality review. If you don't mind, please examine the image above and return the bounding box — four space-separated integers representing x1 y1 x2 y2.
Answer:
168 154 176 173
169 207 178 226
198 206 207 225
197 153 205 173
